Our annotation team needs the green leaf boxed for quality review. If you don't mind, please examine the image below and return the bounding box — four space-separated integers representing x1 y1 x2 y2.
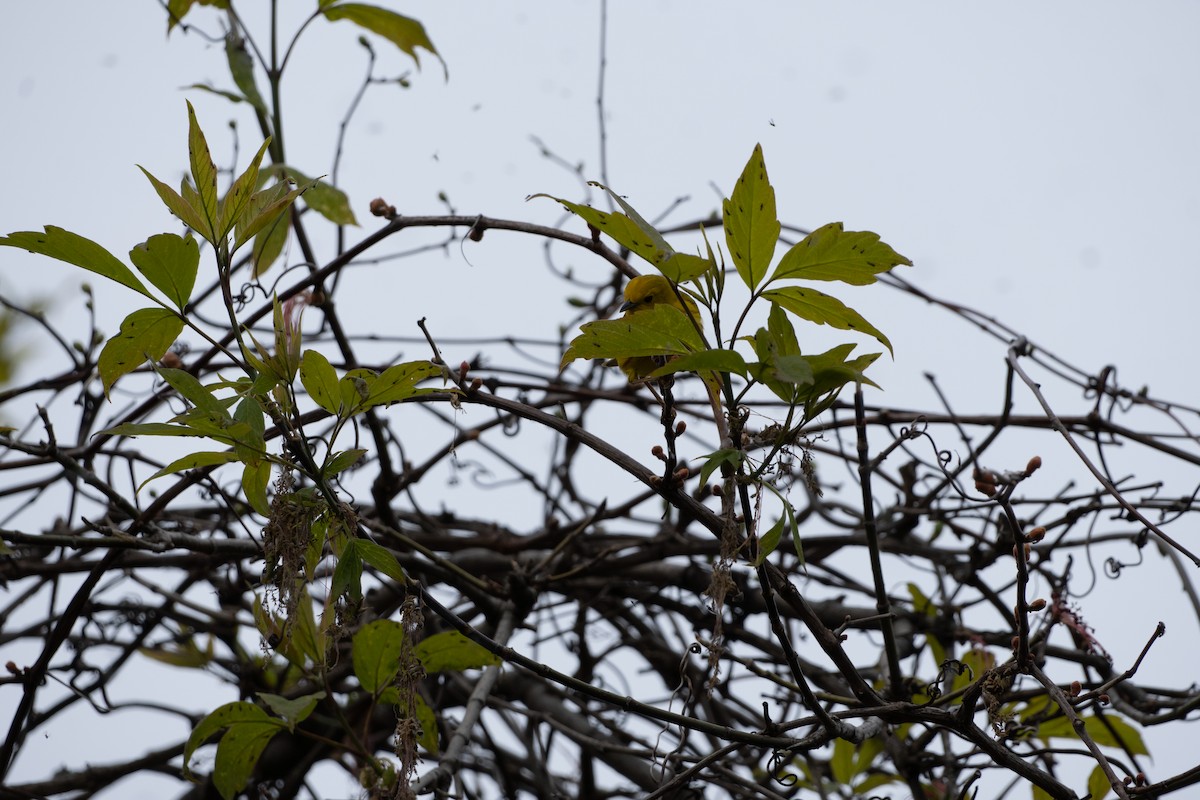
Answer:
766 300 801 358
752 515 786 567
139 167 212 240
907 583 936 619
332 541 364 602
746 307 815 403
129 233 199 311
362 360 442 410
760 482 803 567
722 143 779 291
805 343 881 397
214 719 283 800
97 308 185 396
697 448 742 488
530 191 674 270
184 701 275 778
355 538 407 583
168 406 248 436
182 82 249 105
561 304 703 370
166 0 195 32
100 422 212 439
353 619 405 694
593 181 674 256
830 737 854 785
414 693 439 754
167 0 228 33
322 3 446 79
951 648 995 695
414 630 500 673
242 460 272 516
257 691 325 731
232 178 319 253
1087 765 1112 800
186 101 220 242
1083 714 1148 755
771 222 912 286
762 287 893 355
220 138 273 240
853 773 902 793
289 586 326 666
285 168 357 226
138 636 214 669
646 348 747 380
139 450 240 490
1032 785 1052 800
225 31 267 113
156 366 228 416
299 349 342 415
250 207 290 276
851 735 886 776
323 448 366 479
659 251 714 283
234 395 267 444
0 227 151 299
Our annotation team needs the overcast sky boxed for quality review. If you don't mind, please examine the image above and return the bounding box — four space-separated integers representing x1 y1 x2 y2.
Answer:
4 2 1200 794
6 3 1199 406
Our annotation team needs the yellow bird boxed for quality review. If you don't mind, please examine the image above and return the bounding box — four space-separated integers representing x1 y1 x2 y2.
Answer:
616 274 701 383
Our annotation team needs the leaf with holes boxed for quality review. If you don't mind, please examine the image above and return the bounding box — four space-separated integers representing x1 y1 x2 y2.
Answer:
762 287 892 355
129 233 199 311
723 144 779 291
414 630 500 673
0 227 152 299
97 308 185 397
353 619 405 695
772 222 911 286
322 3 446 78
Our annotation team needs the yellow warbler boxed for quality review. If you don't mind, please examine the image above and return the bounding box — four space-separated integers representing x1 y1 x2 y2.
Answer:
616 274 700 384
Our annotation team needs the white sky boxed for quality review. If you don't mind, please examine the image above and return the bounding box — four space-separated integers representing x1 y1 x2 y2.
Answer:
3 1 1200 796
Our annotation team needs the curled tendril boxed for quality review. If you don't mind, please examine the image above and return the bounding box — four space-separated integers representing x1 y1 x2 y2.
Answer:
231 281 258 311
1105 544 1145 578
767 751 799 787
501 413 520 436
899 415 928 440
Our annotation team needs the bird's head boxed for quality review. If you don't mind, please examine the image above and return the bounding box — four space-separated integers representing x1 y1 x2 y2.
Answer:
619 274 699 320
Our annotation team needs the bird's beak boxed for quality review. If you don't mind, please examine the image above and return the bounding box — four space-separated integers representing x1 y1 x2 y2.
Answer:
619 300 635 313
